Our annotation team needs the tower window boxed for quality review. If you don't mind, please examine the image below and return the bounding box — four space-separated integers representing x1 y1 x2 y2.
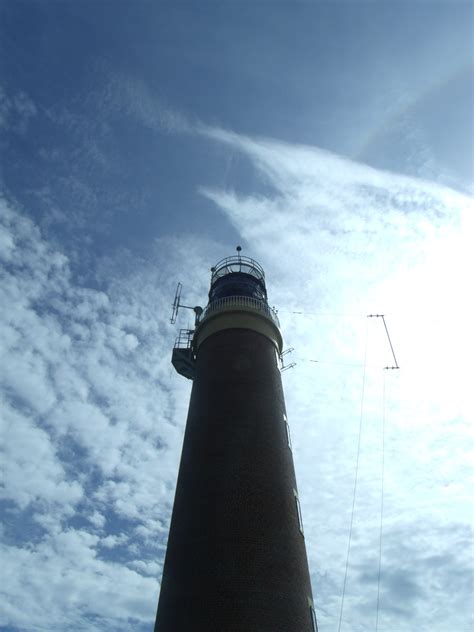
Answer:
293 489 304 535
283 413 292 449
285 419 292 450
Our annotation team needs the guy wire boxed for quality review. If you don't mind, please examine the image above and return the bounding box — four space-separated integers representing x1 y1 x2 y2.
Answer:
381 315 399 369
375 370 387 631
278 309 366 317
337 317 369 632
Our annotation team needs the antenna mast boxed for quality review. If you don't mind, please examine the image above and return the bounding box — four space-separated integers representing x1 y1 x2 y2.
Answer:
170 283 183 324
170 282 203 327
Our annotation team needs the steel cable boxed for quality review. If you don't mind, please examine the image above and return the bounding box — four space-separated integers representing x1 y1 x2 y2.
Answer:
337 318 369 632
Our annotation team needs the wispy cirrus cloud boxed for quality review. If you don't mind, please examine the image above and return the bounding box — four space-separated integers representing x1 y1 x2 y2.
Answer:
1 77 472 630
0 86 37 134
190 128 473 631
90 65 193 135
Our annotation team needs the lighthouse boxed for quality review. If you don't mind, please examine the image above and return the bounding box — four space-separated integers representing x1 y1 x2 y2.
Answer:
155 249 317 631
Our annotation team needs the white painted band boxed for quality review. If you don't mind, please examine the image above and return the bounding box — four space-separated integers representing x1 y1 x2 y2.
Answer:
194 308 283 353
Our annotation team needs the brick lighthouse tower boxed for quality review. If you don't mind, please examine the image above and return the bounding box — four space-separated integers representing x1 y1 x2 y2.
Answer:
155 249 317 632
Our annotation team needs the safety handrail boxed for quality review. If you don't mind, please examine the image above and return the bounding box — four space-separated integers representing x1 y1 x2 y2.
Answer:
211 256 265 285
174 329 194 349
198 295 280 328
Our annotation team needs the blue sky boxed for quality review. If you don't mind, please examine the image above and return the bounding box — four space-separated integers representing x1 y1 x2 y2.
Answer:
0 2 472 631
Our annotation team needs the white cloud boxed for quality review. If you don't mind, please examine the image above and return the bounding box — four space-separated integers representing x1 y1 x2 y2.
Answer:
100 533 129 549
88 511 106 529
0 529 157 631
0 401 83 511
194 128 473 631
1 120 472 632
93 68 192 134
0 195 210 629
128 559 161 577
